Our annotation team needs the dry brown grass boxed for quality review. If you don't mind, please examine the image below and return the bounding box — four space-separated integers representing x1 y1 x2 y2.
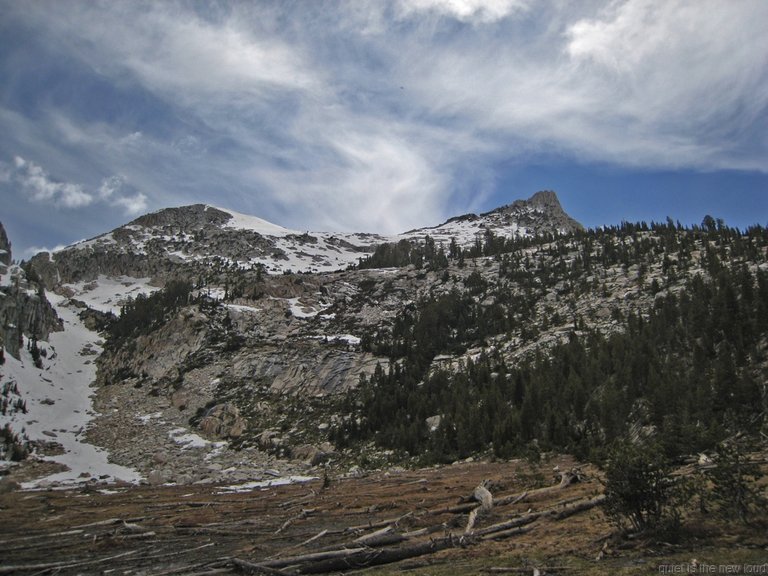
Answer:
0 456 765 575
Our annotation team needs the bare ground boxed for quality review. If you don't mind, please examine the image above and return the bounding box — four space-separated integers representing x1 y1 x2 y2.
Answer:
1 456 765 575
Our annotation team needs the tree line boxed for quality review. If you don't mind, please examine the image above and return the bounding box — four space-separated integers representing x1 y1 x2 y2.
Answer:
333 221 768 464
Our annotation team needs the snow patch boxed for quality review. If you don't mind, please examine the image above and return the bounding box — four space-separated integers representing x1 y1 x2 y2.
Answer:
168 427 214 450
225 303 262 313
217 475 317 493
311 334 361 346
285 297 330 319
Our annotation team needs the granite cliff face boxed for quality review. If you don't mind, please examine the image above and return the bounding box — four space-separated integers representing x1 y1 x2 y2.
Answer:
0 223 62 359
0 223 11 268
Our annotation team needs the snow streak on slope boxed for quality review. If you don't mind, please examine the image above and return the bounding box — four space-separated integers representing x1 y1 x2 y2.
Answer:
62 275 160 315
0 294 141 488
218 205 297 237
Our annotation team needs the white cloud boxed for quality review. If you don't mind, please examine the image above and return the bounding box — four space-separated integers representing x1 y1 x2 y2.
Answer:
98 175 124 200
40 3 323 111
7 156 149 216
97 175 147 215
23 244 70 258
385 0 768 171
12 156 93 208
256 128 449 234
112 192 148 216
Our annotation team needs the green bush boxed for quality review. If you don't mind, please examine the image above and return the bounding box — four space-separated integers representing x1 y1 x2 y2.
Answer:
709 441 766 524
603 441 680 533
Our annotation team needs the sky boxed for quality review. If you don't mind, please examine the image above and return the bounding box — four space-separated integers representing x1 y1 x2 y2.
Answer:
1 0 766 258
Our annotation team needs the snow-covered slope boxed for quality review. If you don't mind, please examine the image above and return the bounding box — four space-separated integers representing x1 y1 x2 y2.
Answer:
0 294 141 487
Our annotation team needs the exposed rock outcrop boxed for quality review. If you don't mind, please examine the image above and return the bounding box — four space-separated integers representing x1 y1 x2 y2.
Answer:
0 223 10 268
490 190 583 234
0 222 62 359
198 402 247 439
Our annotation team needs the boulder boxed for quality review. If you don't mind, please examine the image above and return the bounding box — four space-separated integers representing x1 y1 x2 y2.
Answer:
147 469 165 486
291 444 331 466
197 402 247 439
258 429 283 450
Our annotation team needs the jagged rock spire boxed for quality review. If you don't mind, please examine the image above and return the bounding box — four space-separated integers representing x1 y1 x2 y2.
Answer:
0 221 11 267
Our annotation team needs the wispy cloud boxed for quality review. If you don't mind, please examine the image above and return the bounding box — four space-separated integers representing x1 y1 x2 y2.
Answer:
0 0 766 249
23 244 70 258
396 0 529 23
98 175 148 216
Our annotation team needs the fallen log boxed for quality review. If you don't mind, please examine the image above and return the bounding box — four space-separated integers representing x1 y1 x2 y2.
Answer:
256 547 370 570
352 526 406 548
0 549 139 575
231 558 296 575
480 526 534 541
345 511 413 533
474 513 541 537
296 535 470 574
442 469 583 516
550 494 606 520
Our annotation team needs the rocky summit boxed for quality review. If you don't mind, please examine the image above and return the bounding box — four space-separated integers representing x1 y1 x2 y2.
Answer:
2 191 767 493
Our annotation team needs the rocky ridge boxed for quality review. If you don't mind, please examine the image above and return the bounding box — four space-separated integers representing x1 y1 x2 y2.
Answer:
29 191 580 291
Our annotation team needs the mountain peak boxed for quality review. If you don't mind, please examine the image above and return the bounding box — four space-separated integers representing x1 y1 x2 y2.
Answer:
528 189 562 207
128 204 233 229
484 190 582 233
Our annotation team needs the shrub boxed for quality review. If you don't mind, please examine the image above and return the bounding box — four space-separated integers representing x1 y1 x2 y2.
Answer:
709 440 766 524
603 441 680 533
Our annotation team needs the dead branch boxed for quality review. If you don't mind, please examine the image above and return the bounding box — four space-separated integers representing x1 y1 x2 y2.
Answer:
481 567 567 574
352 525 400 547
256 547 368 569
474 513 541 537
298 529 328 548
276 509 316 534
278 491 317 510
345 511 413 533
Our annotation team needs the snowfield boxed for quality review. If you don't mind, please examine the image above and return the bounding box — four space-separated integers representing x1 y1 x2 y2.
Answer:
0 293 142 488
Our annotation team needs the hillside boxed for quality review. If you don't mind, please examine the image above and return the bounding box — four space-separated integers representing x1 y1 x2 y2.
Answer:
2 191 586 486
2 191 767 573
1 194 763 488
